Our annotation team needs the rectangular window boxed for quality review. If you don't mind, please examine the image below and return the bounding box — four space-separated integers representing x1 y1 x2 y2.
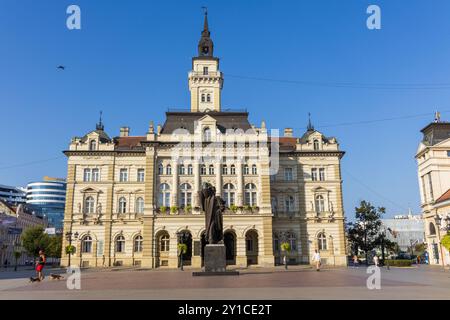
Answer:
92 169 100 182
428 173 434 201
203 66 208 75
319 168 325 181
83 169 91 182
119 169 128 182
137 169 145 182
311 168 317 181
284 168 293 181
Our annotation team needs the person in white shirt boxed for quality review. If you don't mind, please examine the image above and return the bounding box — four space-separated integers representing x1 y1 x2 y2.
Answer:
312 250 321 271
373 255 379 267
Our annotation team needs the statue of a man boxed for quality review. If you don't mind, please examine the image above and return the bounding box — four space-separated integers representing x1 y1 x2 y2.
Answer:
199 185 225 244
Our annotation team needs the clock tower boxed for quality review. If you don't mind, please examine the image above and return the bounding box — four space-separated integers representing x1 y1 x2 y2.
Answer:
189 10 223 112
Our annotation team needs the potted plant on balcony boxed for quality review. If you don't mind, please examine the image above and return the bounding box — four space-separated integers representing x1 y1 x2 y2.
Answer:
185 205 192 214
243 205 252 213
252 205 260 213
281 242 291 270
159 206 168 214
230 204 239 213
170 206 179 215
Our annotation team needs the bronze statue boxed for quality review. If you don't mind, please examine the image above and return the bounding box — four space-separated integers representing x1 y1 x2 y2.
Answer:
198 184 225 244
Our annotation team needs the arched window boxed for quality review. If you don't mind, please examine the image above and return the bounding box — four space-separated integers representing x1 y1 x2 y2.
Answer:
89 140 97 151
203 127 211 142
230 165 236 175
118 197 127 214
206 94 211 102
317 233 327 251
429 223 437 236
208 165 214 175
222 165 228 175
179 183 192 208
285 195 295 212
223 183 235 207
115 235 125 253
166 165 172 175
83 168 91 182
315 195 325 213
313 139 320 151
158 164 164 175
159 183 170 207
200 164 207 175
244 165 250 175
134 235 143 253
245 183 257 206
187 164 193 175
92 168 100 182
84 196 95 214
252 164 257 175
160 234 170 252
135 197 144 214
81 236 92 253
179 165 185 175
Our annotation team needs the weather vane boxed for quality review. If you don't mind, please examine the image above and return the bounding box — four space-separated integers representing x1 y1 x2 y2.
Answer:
202 6 208 15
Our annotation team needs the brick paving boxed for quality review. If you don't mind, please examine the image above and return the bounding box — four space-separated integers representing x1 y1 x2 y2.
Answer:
0 265 449 299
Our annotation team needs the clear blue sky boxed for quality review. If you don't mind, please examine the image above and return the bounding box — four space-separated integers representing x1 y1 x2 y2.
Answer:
2 0 450 219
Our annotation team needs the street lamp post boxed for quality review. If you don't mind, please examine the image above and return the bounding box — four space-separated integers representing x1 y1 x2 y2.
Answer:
434 213 447 271
65 231 79 267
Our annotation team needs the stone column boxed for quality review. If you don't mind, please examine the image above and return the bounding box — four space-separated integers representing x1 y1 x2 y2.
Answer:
236 161 244 206
171 160 178 207
193 160 200 207
142 146 156 268
236 236 247 268
215 162 222 196
168 233 179 268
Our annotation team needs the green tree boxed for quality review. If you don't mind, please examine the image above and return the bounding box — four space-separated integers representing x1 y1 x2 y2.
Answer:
21 227 50 257
47 235 62 258
347 201 385 265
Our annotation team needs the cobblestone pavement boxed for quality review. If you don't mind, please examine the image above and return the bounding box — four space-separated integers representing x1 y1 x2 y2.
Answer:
0 265 449 300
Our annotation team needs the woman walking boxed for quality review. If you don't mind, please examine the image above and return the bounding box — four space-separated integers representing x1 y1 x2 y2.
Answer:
312 250 321 271
35 250 46 281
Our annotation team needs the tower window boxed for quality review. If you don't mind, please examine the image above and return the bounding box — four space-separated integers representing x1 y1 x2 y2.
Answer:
201 94 206 103
203 67 209 75
206 94 211 102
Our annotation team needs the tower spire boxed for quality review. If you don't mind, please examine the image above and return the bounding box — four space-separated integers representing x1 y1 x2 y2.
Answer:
96 111 104 131
307 113 314 131
198 7 213 57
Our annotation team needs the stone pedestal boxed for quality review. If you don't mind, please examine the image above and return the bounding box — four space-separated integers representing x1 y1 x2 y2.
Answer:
204 244 226 272
192 244 239 277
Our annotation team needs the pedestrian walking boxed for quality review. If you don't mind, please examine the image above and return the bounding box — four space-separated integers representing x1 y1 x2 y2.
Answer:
312 250 321 271
373 255 379 267
35 250 46 281
353 255 359 268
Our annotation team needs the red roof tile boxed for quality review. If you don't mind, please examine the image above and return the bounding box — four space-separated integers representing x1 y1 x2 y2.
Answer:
115 136 145 149
435 188 450 204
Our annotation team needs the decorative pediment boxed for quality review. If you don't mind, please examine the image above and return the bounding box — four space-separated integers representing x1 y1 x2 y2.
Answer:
80 187 102 193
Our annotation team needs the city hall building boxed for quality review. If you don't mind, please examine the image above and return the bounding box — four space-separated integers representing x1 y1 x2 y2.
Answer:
61 14 347 269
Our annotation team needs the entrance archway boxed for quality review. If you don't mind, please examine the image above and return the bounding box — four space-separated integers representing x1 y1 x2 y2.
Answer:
245 230 259 265
177 230 192 266
224 231 236 265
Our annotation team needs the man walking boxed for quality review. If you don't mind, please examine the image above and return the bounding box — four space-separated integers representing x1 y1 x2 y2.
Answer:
373 255 379 267
312 250 321 271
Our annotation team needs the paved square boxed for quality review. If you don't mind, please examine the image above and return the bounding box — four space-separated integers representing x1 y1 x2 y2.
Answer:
0 265 449 300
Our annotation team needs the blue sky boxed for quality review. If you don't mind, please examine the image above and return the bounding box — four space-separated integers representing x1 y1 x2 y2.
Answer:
1 0 450 219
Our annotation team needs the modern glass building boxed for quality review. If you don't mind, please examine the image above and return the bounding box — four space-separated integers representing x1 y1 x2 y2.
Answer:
0 184 26 205
381 213 425 252
26 177 66 233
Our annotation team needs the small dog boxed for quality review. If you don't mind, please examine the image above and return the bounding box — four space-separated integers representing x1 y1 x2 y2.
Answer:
29 277 40 283
50 274 64 280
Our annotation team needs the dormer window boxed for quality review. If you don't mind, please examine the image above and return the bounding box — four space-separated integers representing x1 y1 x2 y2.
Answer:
203 127 211 142
89 140 97 151
313 139 320 151
203 67 208 75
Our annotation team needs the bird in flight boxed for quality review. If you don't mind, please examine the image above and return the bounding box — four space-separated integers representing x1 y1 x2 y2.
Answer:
57 65 66 70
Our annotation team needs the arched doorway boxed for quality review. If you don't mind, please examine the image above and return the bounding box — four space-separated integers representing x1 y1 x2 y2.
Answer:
155 231 170 267
177 230 192 266
224 231 236 265
245 230 259 265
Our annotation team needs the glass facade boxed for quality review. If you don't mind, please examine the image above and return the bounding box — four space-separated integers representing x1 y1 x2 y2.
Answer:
26 180 66 232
